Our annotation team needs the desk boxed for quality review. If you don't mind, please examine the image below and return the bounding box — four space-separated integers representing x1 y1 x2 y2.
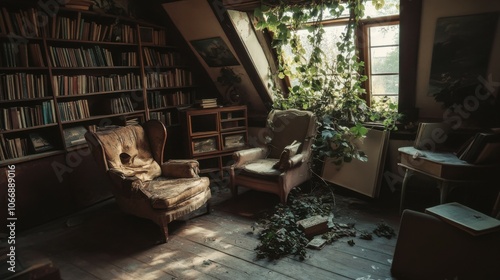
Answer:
398 146 500 213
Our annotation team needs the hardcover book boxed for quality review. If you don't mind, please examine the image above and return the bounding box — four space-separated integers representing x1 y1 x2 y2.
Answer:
426 202 500 236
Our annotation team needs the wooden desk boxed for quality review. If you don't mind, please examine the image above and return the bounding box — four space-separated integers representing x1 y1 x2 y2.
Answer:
398 146 500 213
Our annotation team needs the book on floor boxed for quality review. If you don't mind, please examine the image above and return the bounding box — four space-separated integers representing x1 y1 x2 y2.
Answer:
425 202 500 236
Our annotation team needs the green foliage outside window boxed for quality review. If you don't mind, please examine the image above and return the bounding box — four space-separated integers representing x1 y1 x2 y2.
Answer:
254 0 400 169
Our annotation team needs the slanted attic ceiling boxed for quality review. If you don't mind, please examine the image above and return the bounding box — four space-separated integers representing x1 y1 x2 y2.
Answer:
162 0 273 121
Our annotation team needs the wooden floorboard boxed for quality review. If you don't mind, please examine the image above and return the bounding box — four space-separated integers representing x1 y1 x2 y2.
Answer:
10 189 402 280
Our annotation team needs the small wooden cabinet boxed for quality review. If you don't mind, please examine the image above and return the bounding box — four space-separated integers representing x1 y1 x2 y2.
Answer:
181 105 248 175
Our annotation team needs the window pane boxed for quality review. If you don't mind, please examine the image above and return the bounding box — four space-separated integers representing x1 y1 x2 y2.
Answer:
371 75 399 95
370 25 399 46
364 0 400 19
371 46 399 74
371 95 398 107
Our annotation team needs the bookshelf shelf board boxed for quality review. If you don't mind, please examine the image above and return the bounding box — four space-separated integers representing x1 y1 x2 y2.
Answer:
0 97 54 103
60 110 147 124
199 167 221 174
66 143 89 151
0 34 43 41
140 43 177 49
46 38 138 47
51 66 142 71
149 106 178 112
0 150 65 167
146 85 197 91
0 123 58 134
143 65 190 70
55 89 143 98
0 67 49 71
220 117 246 122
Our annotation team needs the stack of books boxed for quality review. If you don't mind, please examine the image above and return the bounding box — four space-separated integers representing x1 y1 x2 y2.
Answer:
63 0 93 10
195 98 218 109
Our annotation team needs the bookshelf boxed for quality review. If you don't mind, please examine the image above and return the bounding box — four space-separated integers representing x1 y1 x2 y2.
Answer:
181 105 248 175
0 4 198 164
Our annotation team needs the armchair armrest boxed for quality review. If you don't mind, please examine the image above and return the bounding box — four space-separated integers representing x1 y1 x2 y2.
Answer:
161 159 200 178
108 169 144 197
287 154 304 169
232 147 268 168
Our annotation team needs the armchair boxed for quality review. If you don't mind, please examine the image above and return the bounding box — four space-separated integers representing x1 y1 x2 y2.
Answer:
229 109 317 204
85 120 211 242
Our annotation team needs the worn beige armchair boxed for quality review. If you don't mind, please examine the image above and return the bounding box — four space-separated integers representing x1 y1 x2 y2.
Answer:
229 109 317 204
85 120 211 242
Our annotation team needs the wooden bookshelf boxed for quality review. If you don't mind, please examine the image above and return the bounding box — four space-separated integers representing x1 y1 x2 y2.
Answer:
181 105 248 175
0 4 197 163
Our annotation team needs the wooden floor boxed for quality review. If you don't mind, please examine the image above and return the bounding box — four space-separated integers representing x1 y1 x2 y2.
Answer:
13 187 402 280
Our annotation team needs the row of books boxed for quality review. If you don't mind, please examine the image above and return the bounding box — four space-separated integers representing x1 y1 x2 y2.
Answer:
143 48 182 67
141 28 167 46
149 111 174 126
0 7 166 45
52 73 142 96
1 101 56 130
145 69 193 88
110 96 135 114
0 135 29 160
120 52 138 66
148 91 193 108
53 16 137 43
49 45 114 68
0 42 45 68
58 99 90 121
0 7 49 37
0 73 49 100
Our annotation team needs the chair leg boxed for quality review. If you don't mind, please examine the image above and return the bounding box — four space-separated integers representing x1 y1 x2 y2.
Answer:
159 221 169 243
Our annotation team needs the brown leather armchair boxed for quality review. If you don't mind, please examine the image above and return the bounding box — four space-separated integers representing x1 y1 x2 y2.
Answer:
229 109 317 204
85 120 211 242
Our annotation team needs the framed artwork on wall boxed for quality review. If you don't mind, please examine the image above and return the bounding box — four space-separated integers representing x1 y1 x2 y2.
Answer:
428 12 499 96
190 37 240 67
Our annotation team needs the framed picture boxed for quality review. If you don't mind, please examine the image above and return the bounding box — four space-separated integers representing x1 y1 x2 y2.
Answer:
63 126 88 147
428 12 499 96
190 37 240 67
29 133 54 153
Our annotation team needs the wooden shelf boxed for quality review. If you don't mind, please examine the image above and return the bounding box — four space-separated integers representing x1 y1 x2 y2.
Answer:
0 5 196 164
181 105 248 175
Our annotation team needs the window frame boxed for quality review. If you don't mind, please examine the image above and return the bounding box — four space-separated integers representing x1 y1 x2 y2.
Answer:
360 16 400 106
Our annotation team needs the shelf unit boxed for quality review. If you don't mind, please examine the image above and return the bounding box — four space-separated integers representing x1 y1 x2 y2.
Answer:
181 105 248 175
0 5 197 165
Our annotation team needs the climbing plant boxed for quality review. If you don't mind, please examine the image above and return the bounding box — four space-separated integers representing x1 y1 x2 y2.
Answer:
253 0 399 168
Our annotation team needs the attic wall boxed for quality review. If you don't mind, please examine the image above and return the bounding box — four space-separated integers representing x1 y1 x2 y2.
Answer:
162 0 270 118
416 0 500 120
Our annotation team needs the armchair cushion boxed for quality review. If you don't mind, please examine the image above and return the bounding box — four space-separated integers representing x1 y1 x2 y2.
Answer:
241 159 281 180
161 159 200 178
98 125 161 181
273 140 302 171
144 177 210 209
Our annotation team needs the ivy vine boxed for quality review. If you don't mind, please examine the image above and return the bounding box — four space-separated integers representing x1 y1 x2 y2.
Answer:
253 0 400 168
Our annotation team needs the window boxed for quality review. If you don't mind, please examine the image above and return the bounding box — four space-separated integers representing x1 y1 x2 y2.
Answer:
365 22 400 106
279 0 400 107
